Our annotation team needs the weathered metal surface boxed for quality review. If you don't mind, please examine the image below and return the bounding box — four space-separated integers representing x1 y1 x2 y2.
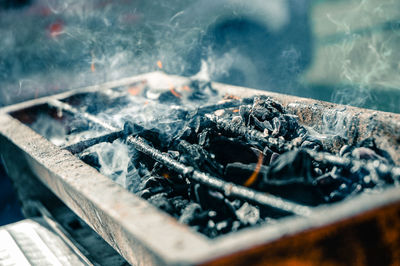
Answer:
1 72 400 265
203 198 400 266
0 218 86 266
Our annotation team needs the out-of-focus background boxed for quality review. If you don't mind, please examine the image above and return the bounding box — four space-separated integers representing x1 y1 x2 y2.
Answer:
1 0 400 225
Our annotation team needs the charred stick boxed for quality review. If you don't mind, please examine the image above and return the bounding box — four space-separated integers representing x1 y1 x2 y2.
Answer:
306 149 400 180
126 135 313 217
205 114 288 152
62 130 124 154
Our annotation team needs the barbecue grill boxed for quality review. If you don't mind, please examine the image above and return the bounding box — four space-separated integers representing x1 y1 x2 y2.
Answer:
1 72 400 265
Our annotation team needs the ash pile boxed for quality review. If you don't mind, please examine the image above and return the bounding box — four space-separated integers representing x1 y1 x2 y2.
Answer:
68 81 400 238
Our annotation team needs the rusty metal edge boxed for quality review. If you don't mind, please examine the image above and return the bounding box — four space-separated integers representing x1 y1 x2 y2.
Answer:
0 113 212 266
1 72 400 265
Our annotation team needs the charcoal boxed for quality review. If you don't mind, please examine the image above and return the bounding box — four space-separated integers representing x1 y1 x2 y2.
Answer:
253 116 273 132
339 144 352 156
143 176 171 190
170 196 190 215
239 105 251 124
178 203 208 226
79 150 101 169
224 162 269 185
235 203 260 225
67 118 90 134
137 189 152 199
266 149 313 184
351 147 385 161
71 91 399 239
193 184 237 219
177 140 223 175
158 90 182 104
123 121 165 148
147 193 177 214
208 136 259 165
301 140 321 151
269 152 280 164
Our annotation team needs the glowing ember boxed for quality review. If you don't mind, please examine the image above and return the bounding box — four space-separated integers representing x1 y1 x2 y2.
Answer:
243 152 264 187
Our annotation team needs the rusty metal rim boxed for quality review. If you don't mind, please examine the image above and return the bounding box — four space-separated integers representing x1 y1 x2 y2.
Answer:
1 72 400 265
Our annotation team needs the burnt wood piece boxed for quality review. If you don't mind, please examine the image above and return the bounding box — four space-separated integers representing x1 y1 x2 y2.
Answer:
62 130 124 154
205 114 289 153
306 149 400 181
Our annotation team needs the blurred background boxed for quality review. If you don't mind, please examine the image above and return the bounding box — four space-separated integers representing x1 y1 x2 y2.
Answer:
1 0 400 225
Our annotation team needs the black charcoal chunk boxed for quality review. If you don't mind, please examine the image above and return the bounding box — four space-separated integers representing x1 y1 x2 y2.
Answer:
267 149 313 184
224 162 269 185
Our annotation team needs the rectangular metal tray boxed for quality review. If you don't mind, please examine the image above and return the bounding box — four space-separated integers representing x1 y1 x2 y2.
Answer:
1 72 400 265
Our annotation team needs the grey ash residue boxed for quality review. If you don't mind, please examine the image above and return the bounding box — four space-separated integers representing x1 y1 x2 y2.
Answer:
77 83 398 238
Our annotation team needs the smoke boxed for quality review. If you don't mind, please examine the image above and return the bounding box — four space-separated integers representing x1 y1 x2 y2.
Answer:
325 0 400 109
86 140 132 186
0 0 314 106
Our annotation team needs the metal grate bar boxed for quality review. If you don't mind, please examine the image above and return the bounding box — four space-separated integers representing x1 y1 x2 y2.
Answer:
48 99 314 216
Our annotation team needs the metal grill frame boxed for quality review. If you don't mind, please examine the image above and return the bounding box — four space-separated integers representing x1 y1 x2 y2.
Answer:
1 72 400 265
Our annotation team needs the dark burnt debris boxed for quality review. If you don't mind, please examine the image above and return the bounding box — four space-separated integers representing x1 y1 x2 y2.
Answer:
76 82 399 238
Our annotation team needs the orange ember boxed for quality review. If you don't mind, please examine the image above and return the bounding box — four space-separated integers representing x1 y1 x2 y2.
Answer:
243 152 264 187
232 109 239 113
91 51 96 72
170 87 182 98
157 60 163 69
48 20 64 37
162 173 170 179
224 94 241 100
128 86 141 96
182 85 191 92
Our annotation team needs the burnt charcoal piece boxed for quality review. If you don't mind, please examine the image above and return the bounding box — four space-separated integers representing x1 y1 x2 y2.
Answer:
188 80 218 101
79 150 101 169
208 136 259 165
235 202 260 226
224 162 269 185
67 118 90 134
123 121 166 149
170 196 190 215
266 149 313 184
193 184 237 220
177 140 224 176
147 193 177 214
260 182 325 206
252 116 273 132
351 147 386 162
179 203 207 226
158 90 182 104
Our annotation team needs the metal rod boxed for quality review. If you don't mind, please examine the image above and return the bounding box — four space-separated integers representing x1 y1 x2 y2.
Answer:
52 99 399 215
49 99 312 216
127 135 313 217
47 99 116 131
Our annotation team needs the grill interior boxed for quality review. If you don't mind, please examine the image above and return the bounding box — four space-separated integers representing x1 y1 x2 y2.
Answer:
1 72 400 265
